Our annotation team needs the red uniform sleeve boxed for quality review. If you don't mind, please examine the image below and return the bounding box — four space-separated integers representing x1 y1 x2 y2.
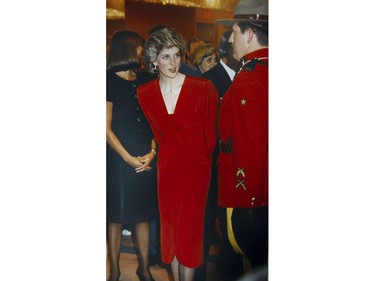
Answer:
235 71 268 193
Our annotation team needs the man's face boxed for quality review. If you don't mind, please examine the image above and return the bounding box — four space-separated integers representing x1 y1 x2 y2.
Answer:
229 23 249 61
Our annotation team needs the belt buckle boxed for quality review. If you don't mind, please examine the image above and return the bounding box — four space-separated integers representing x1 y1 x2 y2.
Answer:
219 138 232 153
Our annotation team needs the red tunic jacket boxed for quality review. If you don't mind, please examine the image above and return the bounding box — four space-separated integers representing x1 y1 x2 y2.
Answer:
138 76 218 267
218 48 268 208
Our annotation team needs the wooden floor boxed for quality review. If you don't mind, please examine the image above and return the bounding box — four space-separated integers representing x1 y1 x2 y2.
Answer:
106 234 220 281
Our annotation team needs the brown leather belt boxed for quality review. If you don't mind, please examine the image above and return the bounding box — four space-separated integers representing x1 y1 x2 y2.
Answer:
219 138 233 153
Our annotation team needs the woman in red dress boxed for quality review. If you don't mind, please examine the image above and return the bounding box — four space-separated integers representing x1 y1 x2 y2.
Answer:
137 27 218 281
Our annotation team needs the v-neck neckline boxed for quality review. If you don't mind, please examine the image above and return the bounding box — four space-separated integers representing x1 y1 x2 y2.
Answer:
158 76 187 116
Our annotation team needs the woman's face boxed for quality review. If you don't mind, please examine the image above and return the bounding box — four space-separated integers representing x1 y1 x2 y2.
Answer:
199 54 218 73
154 47 181 78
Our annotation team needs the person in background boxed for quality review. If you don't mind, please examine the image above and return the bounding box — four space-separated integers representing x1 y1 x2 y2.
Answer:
138 26 218 281
191 44 219 74
216 0 269 279
106 29 158 281
186 36 205 64
202 30 241 98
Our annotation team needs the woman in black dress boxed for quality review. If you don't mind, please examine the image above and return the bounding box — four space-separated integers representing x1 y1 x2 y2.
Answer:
106 29 158 281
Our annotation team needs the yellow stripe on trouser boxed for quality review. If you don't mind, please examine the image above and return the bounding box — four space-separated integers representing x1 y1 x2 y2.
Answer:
226 208 246 256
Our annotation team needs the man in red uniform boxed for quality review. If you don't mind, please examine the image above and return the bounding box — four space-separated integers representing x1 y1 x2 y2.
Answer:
216 0 269 276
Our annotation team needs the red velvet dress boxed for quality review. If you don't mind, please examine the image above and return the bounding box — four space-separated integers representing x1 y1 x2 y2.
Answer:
137 76 218 268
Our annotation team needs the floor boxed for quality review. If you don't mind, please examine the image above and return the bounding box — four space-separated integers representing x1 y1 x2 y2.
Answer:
106 252 170 281
106 233 220 281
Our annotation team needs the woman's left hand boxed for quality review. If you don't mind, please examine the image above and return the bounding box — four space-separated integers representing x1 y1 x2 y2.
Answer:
135 152 155 173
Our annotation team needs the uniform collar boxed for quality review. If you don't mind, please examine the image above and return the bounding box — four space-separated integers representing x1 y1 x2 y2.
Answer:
241 48 268 65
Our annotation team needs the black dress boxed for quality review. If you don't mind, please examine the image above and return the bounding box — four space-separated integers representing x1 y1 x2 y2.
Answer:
106 70 158 224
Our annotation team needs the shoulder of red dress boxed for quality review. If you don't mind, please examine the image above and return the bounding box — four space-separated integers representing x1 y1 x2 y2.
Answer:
138 79 157 93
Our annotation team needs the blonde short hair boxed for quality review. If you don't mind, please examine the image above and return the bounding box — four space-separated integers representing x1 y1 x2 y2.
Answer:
191 44 218 67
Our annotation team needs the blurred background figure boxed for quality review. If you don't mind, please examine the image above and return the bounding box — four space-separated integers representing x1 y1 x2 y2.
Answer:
106 29 158 281
191 44 219 74
186 37 205 64
202 29 241 97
